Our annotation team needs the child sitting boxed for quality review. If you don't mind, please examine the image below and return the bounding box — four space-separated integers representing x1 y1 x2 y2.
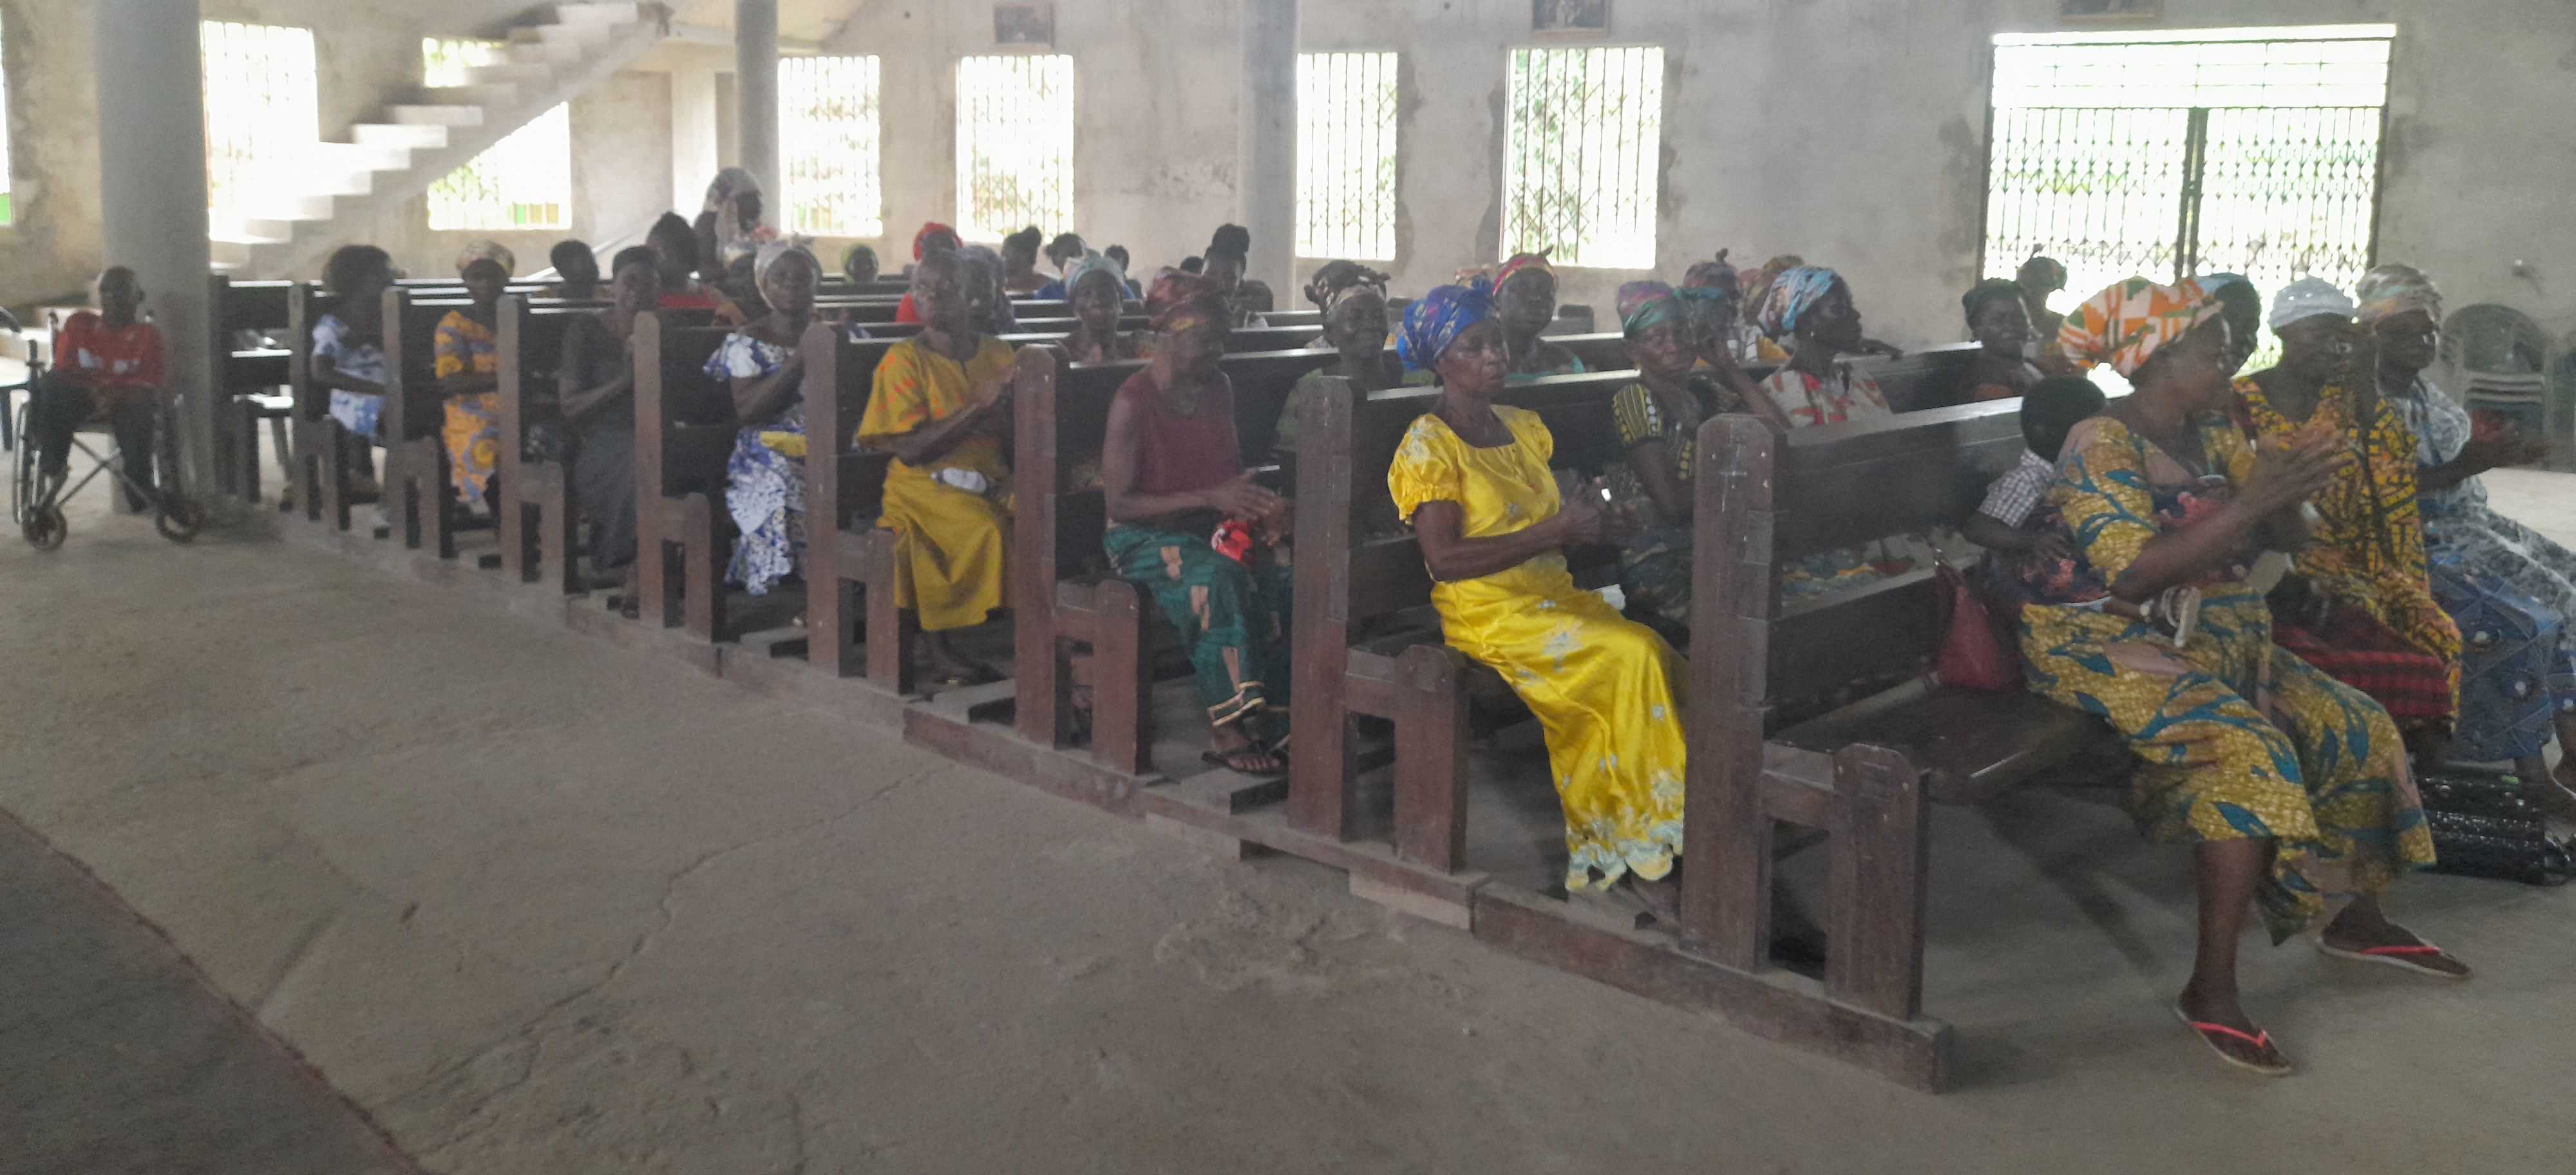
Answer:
31 266 164 511
1962 375 2105 562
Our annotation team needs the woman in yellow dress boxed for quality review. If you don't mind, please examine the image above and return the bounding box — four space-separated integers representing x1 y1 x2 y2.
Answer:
2031 278 2459 1076
1386 279 1691 915
434 241 514 514
858 248 1016 685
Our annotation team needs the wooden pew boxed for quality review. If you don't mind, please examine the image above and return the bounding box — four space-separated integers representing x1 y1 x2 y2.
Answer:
209 275 302 502
1010 345 1339 774
1283 371 1635 874
798 323 908 690
630 313 741 642
1676 399 2122 1076
379 287 475 559
283 285 366 532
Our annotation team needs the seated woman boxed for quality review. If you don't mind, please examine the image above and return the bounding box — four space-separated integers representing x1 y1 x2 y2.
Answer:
1273 259 1399 453
858 249 1017 684
2031 279 2458 1077
1388 281 1690 917
1605 281 1788 640
547 240 601 299
1000 225 1050 295
312 243 395 499
705 242 823 597
1491 252 1584 379
1200 224 1273 329
701 167 776 270
2363 265 2576 789
895 221 963 325
2234 278 2461 738
1059 251 1144 363
2018 252 2073 373
957 245 1021 335
2186 272 2264 375
1679 250 1786 367
556 252 659 615
433 242 515 515
1959 279 2044 402
840 243 880 285
1751 267 1919 595
1101 272 1294 773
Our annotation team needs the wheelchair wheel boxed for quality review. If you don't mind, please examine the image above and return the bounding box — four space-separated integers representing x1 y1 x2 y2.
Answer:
154 493 204 543
23 503 64 550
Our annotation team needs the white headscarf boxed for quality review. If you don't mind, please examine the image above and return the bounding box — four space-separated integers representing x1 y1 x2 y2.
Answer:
2269 276 2356 331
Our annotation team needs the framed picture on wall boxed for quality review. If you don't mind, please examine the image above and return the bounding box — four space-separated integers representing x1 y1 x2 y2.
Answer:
995 3 1056 47
2060 0 2163 20
1534 0 1609 37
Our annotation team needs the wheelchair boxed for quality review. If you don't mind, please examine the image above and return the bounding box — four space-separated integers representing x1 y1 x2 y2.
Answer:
8 361 204 550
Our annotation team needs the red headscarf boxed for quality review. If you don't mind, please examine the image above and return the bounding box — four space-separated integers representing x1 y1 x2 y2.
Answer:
913 221 959 261
1146 269 1229 334
1492 250 1555 296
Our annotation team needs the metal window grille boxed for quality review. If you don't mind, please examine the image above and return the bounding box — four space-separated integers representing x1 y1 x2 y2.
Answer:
1295 51 1398 262
1501 45 1661 270
1985 26 2392 337
200 21 318 230
781 55 883 238
424 39 571 232
954 54 1073 242
0 14 12 226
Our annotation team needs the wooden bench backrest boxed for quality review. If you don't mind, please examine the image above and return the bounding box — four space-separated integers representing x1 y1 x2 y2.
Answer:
630 314 739 500
286 285 340 422
214 277 301 336
801 323 894 527
378 288 472 444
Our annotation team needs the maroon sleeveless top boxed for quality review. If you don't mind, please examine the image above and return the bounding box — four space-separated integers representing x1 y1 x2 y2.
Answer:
1117 367 1242 497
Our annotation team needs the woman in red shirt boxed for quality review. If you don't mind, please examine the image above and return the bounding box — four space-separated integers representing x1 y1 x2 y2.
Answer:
32 266 164 510
1099 271 1292 773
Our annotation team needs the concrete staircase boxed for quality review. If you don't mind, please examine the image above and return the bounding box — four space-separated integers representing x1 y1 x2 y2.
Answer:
213 2 672 278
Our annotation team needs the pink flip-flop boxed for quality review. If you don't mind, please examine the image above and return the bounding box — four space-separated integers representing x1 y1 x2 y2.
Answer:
2172 1003 2295 1076
2315 939 2472 980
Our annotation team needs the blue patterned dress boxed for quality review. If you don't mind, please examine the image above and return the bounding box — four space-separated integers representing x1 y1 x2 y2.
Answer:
705 332 806 596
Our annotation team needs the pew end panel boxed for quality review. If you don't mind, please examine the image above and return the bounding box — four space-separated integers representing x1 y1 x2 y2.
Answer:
380 288 469 559
802 321 914 693
632 313 743 643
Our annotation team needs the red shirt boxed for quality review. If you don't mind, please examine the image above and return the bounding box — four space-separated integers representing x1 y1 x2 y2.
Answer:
1116 366 1240 497
56 311 164 392
895 293 922 324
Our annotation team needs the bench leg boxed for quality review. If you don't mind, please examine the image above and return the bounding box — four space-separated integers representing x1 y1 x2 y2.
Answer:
860 529 915 693
266 416 290 506
1823 744 1929 1019
1088 581 1151 775
641 505 681 629
1392 644 1472 872
681 492 725 642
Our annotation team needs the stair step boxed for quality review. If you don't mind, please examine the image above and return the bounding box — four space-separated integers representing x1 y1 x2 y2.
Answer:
388 104 487 127
469 62 556 86
548 2 642 24
512 22 616 48
353 122 449 151
210 223 292 247
506 39 588 64
422 84 518 106
310 140 411 174
234 193 337 222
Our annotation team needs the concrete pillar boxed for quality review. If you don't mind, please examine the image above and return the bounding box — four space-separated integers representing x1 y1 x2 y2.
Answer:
94 0 218 516
1238 0 1297 292
672 68 722 213
735 0 779 191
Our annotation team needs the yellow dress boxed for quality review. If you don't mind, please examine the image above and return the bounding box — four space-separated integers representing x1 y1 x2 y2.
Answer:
1388 407 1690 892
858 337 1015 632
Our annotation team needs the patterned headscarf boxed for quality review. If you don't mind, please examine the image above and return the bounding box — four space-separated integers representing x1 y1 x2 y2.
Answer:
2356 263 2443 326
1397 279 1495 373
2058 277 2223 378
1757 267 1843 339
1683 250 1738 297
1616 281 1683 337
701 167 772 266
1492 251 1555 296
913 221 960 261
2020 252 2069 292
1063 250 1128 301
1303 259 1392 316
455 241 516 279
1739 254 1804 319
1146 268 1229 334
2268 277 2356 332
752 240 815 290
1962 278 2025 328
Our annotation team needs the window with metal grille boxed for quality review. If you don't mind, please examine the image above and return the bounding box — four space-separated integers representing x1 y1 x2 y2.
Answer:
200 21 318 231
422 39 571 232
781 55 883 238
954 54 1073 242
0 13 13 227
1501 45 1662 270
1985 24 2394 323
1295 51 1398 262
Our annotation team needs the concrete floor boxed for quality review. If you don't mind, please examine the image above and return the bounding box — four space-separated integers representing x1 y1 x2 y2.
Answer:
6 473 2576 1172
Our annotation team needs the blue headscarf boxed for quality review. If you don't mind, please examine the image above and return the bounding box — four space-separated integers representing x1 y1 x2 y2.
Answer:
1397 278 1495 373
1756 266 1843 339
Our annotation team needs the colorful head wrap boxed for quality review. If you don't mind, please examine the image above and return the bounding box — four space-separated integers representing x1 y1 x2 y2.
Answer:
2268 277 2356 332
752 240 815 290
913 221 960 261
1492 251 1555 296
1962 278 2025 328
1616 281 1684 337
1303 259 1392 316
2355 263 2443 326
2019 252 2069 292
455 241 516 279
1146 269 1229 334
1682 250 1738 297
1397 279 1495 373
1757 267 1843 339
1063 250 1128 301
2057 277 2223 378
701 167 771 266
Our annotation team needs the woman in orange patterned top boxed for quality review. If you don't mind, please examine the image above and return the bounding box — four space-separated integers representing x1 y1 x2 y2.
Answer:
433 242 513 515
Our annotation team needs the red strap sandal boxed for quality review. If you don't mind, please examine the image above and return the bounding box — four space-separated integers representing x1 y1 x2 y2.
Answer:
2172 1003 2295 1076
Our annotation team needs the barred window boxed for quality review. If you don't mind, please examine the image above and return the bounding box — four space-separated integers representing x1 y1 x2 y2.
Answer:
1295 52 1398 262
781 55 883 238
201 21 318 229
954 54 1074 242
1501 45 1662 270
423 39 571 232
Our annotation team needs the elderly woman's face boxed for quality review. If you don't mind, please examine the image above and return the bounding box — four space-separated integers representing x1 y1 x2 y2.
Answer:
2157 320 2239 411
1630 319 1695 381
1971 297 2031 354
2374 309 2440 373
1323 295 1388 364
761 252 818 316
1435 319 1510 397
1801 281 1865 352
462 259 508 307
1496 272 1556 337
913 256 969 332
1071 272 1122 332
2277 315 2356 383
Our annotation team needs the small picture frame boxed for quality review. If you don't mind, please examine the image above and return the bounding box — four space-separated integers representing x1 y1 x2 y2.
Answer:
994 3 1056 47
1533 0 1609 37
2060 0 2163 21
